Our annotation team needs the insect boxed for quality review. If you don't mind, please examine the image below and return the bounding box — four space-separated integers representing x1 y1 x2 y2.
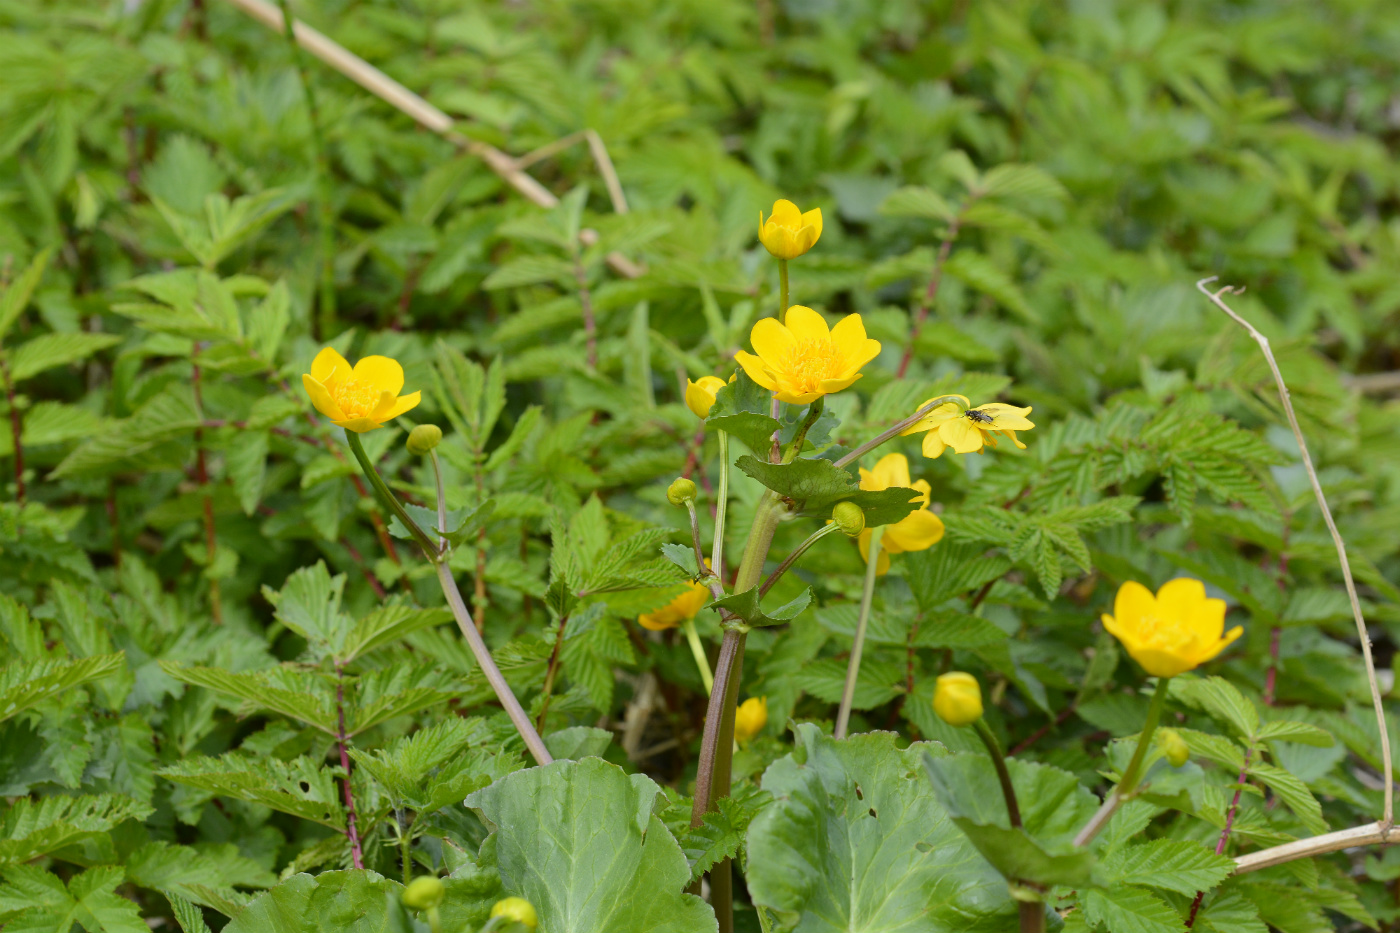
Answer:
965 409 994 424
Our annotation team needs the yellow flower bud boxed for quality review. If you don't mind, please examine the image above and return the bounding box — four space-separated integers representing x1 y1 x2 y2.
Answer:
932 672 983 727
1156 728 1190 768
406 424 443 455
667 477 698 506
758 199 822 260
402 876 445 910
685 376 727 419
490 897 538 929
734 697 768 744
832 501 866 537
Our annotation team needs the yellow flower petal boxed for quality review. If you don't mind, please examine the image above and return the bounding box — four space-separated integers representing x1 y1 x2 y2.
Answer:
733 351 777 390
921 431 949 459
817 374 862 396
375 390 422 423
770 199 802 226
784 305 830 343
979 403 1035 431
334 416 384 434
886 509 945 552
800 207 822 241
857 530 892 575
302 374 346 421
352 355 405 397
900 398 967 436
311 347 351 386
829 312 868 353
749 318 798 366
864 453 911 491
939 417 986 454
1113 580 1156 625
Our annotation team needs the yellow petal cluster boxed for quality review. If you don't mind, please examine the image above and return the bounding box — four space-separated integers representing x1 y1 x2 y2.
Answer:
685 375 728 419
932 672 983 727
734 696 768 744
758 199 822 260
302 348 422 434
734 306 881 405
1102 578 1242 678
638 580 709 631
855 453 945 575
900 395 1034 459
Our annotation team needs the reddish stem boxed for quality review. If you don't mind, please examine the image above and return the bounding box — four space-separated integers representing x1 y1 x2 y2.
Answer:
896 211 966 379
1186 748 1253 927
335 666 364 869
3 359 23 504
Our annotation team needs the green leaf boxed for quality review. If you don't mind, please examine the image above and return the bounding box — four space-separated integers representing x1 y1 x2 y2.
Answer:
0 654 126 724
222 870 495 933
1247 761 1327 835
260 562 351 661
746 725 1015 931
544 725 613 760
0 794 152 866
0 248 52 342
167 893 213 933
878 185 956 221
0 864 147 933
1256 720 1334 747
1098 839 1235 895
1169 676 1259 741
159 755 346 829
706 411 780 457
735 455 921 525
1080 886 1184 933
338 605 451 664
7 333 120 382
225 430 269 516
466 757 717 933
710 586 811 628
943 251 1038 323
922 752 1098 888
159 663 338 734
1192 891 1267 933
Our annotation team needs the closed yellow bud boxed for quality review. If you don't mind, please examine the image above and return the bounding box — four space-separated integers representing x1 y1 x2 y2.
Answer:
832 501 866 537
1156 728 1190 768
406 424 443 455
932 672 983 727
402 876 445 910
490 897 538 929
758 199 823 260
734 696 768 744
667 477 698 506
685 376 727 419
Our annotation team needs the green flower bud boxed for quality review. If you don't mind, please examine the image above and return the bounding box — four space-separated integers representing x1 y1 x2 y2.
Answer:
832 501 866 537
490 897 538 929
402 875 445 910
667 477 698 506
1156 727 1190 768
406 424 443 455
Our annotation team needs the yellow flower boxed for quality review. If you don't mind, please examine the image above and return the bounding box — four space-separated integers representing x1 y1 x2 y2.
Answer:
758 199 822 260
933 672 983 726
490 897 538 930
734 697 768 744
302 348 422 434
900 395 1034 459
685 375 728 419
1102 577 1242 678
855 453 945 575
638 580 710 631
734 306 881 405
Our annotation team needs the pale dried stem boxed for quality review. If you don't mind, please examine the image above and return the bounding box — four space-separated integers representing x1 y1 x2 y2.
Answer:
1197 276 1392 830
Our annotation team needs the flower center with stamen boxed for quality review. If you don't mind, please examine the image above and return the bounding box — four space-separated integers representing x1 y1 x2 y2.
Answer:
1137 613 1194 652
330 376 381 419
781 338 844 392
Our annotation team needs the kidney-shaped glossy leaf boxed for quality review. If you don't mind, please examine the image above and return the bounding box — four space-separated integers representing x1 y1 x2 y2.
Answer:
465 757 717 933
746 724 1015 932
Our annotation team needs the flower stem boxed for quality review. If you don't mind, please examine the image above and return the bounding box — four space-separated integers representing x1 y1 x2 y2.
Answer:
783 396 824 463
428 449 448 555
1073 676 1171 847
346 432 438 558
712 431 729 580
973 718 1022 828
683 617 714 693
334 665 364 869
777 258 789 322
833 395 969 469
759 522 842 597
835 526 882 739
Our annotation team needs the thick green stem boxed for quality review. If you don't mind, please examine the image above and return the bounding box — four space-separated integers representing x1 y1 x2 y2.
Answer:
346 432 437 558
783 396 824 463
778 258 789 322
835 526 882 739
683 617 714 693
712 431 729 579
1073 676 1172 847
973 718 1022 828
399 811 412 883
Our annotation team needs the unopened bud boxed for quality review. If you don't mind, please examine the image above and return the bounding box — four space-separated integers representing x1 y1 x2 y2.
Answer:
932 672 983 727
832 501 865 537
667 477 698 506
1156 727 1190 768
406 424 443 455
402 876 445 910
490 897 538 929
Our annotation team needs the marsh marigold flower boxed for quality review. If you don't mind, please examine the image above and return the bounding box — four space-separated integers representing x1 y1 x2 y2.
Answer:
933 672 983 726
734 697 768 744
856 453 945 575
639 580 709 631
685 375 728 419
758 199 822 260
1102 577 1242 678
900 395 1034 459
734 306 880 405
302 348 421 433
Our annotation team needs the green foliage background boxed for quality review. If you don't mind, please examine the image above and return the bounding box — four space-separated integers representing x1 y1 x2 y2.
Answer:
2 0 1399 931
